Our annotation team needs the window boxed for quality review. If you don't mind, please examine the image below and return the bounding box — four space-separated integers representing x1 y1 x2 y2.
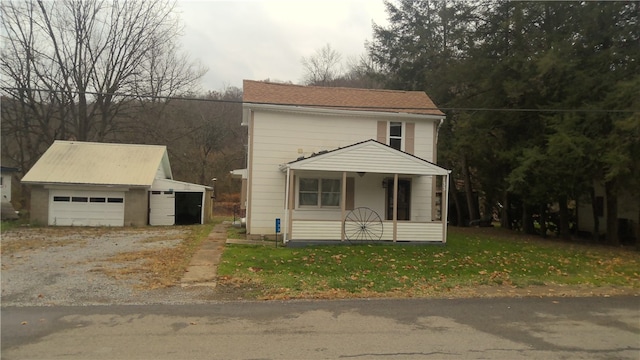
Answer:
389 122 403 150
299 178 341 207
299 179 318 206
321 179 341 207
53 196 70 202
108 197 124 203
90 197 106 203
72 196 88 202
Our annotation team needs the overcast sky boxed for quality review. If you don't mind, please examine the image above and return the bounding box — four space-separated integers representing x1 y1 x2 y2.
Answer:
177 0 389 91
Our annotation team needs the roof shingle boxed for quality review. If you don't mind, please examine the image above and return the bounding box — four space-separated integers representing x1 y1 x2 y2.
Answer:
243 80 444 116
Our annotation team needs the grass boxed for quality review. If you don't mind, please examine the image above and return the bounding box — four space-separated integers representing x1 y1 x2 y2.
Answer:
227 225 247 239
1 219 31 233
217 226 640 300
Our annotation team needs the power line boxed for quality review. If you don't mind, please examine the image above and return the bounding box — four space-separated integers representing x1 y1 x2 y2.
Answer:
1 86 638 114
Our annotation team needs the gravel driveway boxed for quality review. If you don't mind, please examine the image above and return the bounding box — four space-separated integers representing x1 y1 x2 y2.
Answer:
1 227 218 306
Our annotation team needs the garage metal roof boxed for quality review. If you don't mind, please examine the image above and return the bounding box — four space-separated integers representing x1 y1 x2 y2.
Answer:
22 141 172 187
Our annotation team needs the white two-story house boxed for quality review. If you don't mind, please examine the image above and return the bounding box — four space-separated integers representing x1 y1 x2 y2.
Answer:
234 80 450 244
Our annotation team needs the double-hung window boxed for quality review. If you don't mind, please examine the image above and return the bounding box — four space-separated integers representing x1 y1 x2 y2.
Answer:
389 122 403 150
299 178 341 207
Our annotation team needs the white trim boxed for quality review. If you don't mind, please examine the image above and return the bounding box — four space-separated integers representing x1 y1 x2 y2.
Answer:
152 178 212 191
243 103 445 121
44 184 133 192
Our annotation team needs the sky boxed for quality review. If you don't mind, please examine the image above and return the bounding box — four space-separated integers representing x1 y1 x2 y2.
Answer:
177 0 389 91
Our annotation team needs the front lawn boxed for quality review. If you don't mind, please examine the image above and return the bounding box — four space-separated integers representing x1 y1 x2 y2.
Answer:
217 226 639 300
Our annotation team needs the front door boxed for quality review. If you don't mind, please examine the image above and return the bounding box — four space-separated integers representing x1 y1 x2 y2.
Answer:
386 178 411 220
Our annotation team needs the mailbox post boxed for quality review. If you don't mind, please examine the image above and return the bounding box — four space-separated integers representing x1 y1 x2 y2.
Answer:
275 218 281 247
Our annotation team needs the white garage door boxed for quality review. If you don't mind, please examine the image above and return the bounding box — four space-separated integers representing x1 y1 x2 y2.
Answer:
49 190 125 226
149 190 175 226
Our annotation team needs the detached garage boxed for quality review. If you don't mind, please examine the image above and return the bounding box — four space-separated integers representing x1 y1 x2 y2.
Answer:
22 141 212 227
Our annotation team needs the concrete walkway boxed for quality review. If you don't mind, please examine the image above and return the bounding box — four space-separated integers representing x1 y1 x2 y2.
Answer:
180 223 276 288
180 222 229 287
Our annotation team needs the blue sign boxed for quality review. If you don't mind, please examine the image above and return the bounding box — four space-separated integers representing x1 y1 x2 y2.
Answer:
275 218 281 233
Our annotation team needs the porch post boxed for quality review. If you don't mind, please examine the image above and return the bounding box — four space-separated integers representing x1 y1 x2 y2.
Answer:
288 169 295 241
341 171 347 241
442 172 450 243
283 167 291 243
393 173 398 242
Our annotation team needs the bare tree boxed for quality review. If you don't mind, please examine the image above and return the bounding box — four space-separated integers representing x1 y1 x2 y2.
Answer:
1 0 206 172
117 86 245 192
301 44 343 86
300 44 384 88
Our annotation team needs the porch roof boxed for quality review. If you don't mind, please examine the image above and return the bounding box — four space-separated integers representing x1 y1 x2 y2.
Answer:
279 140 450 176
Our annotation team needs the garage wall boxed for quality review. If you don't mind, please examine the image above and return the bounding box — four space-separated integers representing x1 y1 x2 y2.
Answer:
29 185 48 225
125 188 148 226
204 189 213 223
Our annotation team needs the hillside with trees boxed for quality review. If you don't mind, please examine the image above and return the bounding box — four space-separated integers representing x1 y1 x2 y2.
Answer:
1 0 245 209
366 0 639 244
2 0 637 244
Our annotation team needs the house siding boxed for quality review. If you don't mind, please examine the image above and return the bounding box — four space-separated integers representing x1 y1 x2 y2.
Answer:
1 173 13 202
578 184 639 238
411 176 433 222
29 185 49 225
247 108 439 235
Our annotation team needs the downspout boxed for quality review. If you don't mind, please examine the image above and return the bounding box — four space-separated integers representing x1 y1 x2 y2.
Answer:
284 166 290 244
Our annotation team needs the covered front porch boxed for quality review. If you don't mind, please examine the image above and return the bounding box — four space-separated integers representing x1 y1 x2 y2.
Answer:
279 140 450 244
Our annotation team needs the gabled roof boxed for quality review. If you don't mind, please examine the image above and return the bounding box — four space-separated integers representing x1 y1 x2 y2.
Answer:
22 141 172 187
243 80 444 116
280 140 450 176
153 178 212 191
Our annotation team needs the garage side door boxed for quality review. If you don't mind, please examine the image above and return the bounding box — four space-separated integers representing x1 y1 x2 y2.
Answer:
49 190 125 226
149 190 175 226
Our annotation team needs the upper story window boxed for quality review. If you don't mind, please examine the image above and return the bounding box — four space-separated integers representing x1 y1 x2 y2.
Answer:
389 122 403 150
299 178 340 207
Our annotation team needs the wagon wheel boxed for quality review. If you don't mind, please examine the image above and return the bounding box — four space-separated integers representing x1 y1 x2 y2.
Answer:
343 207 383 244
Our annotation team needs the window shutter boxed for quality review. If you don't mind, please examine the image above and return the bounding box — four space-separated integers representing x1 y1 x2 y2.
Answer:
346 177 355 210
376 121 387 143
405 122 415 154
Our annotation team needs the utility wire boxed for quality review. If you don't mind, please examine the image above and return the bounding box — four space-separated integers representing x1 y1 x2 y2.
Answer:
2 86 638 114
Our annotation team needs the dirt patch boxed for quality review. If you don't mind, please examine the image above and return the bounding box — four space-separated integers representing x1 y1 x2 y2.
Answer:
1 226 194 306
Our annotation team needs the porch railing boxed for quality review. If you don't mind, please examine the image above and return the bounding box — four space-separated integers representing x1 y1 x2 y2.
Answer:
290 220 444 242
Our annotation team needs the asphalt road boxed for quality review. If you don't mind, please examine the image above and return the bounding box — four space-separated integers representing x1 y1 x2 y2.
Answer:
2 296 639 359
